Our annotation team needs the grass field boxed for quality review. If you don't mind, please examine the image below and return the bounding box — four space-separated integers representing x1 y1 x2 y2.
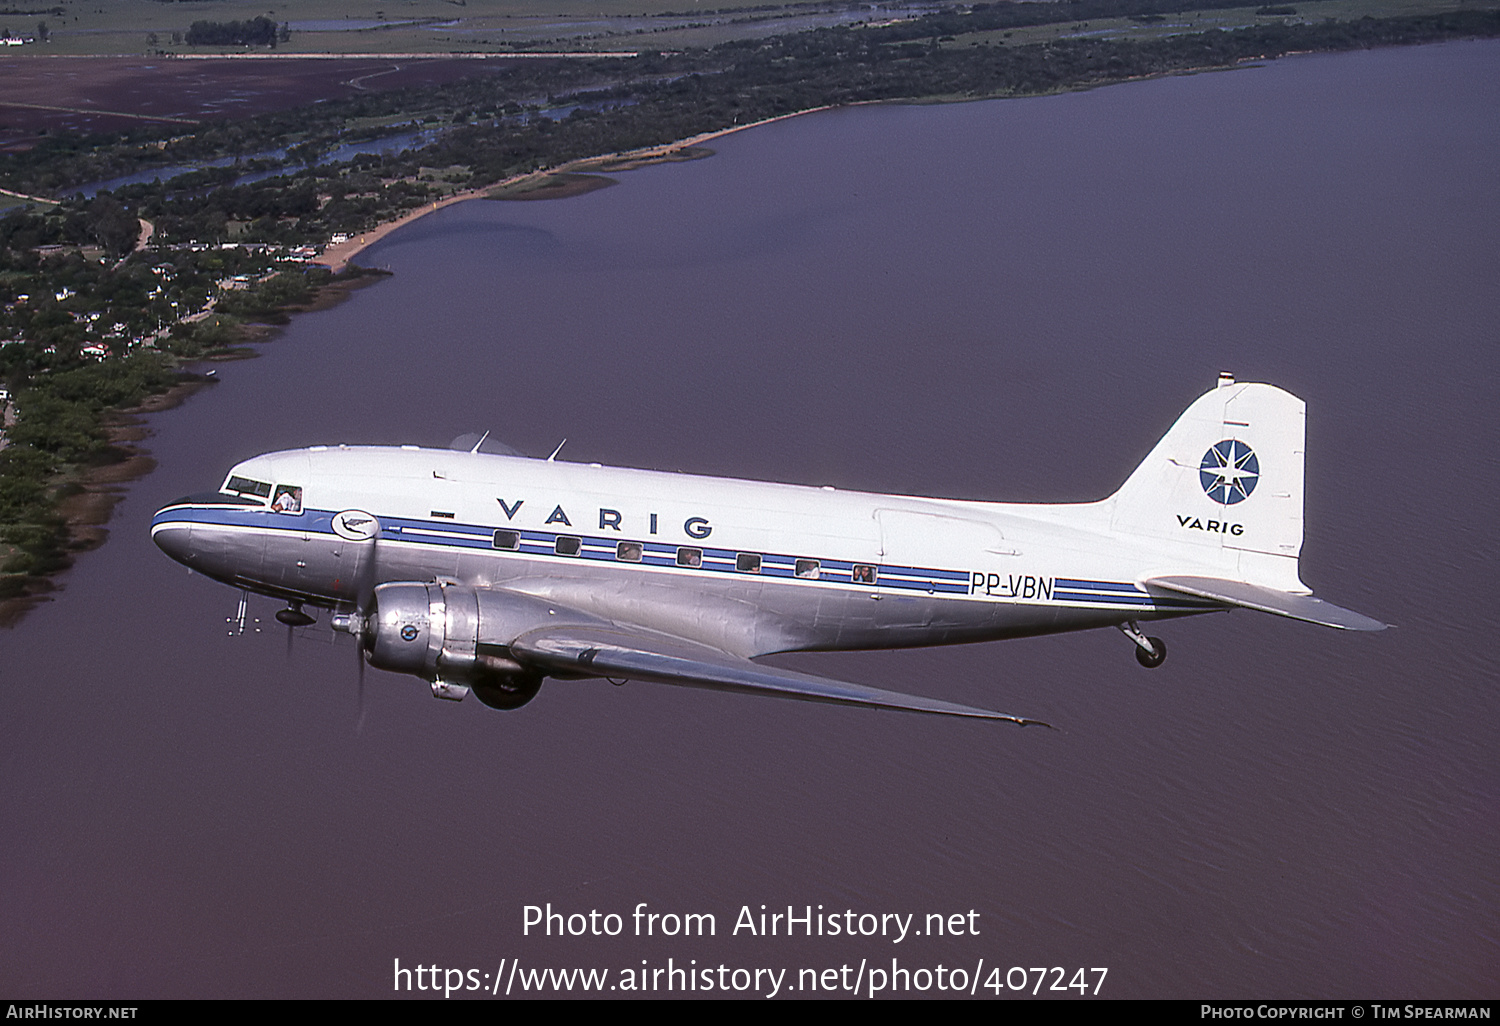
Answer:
4 0 1494 55
6 0 874 55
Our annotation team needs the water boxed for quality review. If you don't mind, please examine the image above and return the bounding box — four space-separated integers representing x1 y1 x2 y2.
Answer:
1 41 1495 997
74 128 444 199
75 103 627 198
286 20 428 32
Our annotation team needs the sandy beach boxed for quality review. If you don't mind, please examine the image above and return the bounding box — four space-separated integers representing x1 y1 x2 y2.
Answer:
319 106 837 271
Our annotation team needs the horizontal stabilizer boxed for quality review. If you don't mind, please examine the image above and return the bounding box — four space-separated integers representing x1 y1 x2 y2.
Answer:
1146 576 1387 631
512 625 1050 727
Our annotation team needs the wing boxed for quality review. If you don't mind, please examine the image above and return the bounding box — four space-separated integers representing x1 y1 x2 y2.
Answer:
510 624 1050 727
1145 575 1387 631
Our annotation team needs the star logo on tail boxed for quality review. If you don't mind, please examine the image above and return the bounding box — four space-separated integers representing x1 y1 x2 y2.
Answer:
1199 440 1259 505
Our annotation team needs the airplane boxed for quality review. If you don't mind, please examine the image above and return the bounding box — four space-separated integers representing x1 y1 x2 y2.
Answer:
150 374 1384 727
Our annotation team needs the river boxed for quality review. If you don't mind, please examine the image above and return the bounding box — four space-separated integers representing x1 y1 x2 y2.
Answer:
0 40 1495 998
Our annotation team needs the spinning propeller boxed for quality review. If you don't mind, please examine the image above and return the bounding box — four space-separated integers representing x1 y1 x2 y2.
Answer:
328 509 383 732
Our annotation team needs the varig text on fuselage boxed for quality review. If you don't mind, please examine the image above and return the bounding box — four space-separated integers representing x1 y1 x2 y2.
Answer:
496 497 712 540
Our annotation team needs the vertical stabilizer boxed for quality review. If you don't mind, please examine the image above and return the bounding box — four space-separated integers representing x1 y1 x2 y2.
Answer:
1108 376 1307 592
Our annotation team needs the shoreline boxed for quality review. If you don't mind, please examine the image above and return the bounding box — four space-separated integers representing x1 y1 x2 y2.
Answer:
0 376 209 627
0 110 829 627
320 106 838 271
0 268 388 628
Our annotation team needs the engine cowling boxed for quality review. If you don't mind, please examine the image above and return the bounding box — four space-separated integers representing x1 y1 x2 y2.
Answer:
362 581 546 708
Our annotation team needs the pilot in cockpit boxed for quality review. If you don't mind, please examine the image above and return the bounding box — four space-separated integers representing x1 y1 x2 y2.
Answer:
271 485 302 514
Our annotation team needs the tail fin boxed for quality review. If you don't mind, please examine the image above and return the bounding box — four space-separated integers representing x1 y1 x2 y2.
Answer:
1108 374 1306 593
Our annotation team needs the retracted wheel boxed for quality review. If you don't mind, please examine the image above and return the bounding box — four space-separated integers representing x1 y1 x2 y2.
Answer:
1134 636 1167 668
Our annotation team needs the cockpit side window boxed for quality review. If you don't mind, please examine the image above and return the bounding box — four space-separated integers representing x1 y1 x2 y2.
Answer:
271 484 303 514
225 475 272 501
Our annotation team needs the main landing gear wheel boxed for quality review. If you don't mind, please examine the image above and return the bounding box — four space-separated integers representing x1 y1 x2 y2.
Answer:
1134 636 1167 668
1119 621 1167 669
472 673 543 711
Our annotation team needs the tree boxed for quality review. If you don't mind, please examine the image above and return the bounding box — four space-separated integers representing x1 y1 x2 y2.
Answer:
85 197 139 257
186 17 279 47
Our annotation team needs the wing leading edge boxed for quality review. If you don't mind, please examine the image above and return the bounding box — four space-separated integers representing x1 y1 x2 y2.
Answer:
1145 576 1387 632
510 625 1050 727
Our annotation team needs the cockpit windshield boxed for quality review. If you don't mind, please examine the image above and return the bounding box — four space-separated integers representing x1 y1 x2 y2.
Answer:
223 475 272 502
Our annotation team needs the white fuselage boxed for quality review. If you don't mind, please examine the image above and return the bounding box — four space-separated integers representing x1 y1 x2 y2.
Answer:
152 444 1222 659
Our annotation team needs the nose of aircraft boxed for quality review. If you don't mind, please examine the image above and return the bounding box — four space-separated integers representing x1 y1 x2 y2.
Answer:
150 504 194 567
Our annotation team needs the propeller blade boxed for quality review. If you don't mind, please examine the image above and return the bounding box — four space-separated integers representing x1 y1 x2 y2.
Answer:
355 639 367 735
346 515 380 734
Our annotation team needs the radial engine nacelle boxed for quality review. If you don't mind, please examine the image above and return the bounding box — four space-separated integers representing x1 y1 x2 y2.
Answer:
334 582 592 709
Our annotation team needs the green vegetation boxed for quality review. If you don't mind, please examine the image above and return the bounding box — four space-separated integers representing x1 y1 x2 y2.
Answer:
184 17 289 48
0 353 177 590
1 0 1498 606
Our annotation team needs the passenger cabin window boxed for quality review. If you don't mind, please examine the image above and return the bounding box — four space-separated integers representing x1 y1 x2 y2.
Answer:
736 553 762 573
852 563 878 585
493 530 519 550
555 536 581 557
795 559 821 580
676 547 702 568
271 484 302 514
225 476 272 501
616 541 643 562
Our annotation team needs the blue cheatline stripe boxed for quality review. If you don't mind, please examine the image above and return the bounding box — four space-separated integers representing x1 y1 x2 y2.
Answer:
1054 579 1151 606
154 503 1211 609
1054 589 1153 606
1055 578 1142 593
882 563 970 582
1053 585 1219 610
